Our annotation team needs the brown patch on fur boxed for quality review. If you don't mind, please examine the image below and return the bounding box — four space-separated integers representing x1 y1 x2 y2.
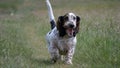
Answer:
73 16 80 36
57 16 66 37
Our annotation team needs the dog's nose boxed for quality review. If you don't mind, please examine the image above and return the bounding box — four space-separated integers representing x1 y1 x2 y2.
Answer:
69 24 74 28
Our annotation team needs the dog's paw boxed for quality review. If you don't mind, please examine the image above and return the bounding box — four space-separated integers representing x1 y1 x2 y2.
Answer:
65 60 73 65
50 59 57 64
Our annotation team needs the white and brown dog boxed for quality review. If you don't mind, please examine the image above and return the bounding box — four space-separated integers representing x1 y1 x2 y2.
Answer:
46 0 80 64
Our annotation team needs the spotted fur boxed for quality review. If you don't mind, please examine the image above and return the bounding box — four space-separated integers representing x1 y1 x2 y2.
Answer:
46 0 80 64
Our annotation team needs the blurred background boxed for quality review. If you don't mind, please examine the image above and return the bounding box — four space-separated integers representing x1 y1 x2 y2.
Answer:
0 0 120 68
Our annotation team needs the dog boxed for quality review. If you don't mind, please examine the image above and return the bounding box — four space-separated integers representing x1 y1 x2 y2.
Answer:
46 0 80 64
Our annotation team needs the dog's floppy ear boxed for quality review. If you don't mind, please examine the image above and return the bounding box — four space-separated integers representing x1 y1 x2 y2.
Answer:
58 16 64 23
57 16 66 37
57 16 63 30
77 16 80 22
73 16 81 36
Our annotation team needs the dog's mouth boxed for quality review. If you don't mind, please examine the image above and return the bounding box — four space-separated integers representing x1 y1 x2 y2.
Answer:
66 28 74 37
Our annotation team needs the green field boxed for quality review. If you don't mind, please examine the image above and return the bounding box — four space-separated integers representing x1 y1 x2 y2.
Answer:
0 0 120 68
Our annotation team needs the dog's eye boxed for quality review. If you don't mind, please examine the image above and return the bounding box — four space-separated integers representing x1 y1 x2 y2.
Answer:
65 16 68 20
73 17 76 20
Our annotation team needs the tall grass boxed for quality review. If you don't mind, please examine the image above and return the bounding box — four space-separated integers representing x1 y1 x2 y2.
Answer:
0 0 120 68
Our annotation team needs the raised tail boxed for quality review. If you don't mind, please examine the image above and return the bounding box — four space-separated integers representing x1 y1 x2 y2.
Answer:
46 0 56 29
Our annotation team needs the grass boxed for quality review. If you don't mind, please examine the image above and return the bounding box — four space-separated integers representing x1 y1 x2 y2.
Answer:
0 0 120 68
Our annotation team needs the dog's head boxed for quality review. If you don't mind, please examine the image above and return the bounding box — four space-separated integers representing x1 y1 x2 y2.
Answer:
57 13 80 37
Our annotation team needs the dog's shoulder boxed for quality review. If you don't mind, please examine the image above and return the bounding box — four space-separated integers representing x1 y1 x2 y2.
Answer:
46 27 58 40
47 27 58 35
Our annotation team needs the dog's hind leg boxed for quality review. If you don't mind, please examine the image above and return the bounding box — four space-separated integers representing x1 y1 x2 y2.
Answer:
48 43 60 63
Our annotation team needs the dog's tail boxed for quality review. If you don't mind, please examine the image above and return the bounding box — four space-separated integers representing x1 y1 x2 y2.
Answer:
46 0 56 29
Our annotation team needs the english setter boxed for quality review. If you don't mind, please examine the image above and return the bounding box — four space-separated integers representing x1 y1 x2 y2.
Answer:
46 0 80 64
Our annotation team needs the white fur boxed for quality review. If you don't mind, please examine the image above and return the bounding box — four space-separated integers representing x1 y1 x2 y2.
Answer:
46 27 77 64
46 0 55 21
64 13 77 28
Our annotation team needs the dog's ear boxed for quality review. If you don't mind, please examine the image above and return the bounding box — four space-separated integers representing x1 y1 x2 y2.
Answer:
58 16 64 23
73 16 81 36
57 16 66 37
77 16 80 22
57 16 64 30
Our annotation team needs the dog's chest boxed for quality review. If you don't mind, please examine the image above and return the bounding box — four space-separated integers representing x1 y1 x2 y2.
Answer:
58 39 73 47
56 37 76 54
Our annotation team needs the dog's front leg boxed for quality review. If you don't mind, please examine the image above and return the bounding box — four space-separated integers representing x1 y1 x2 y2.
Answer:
65 47 75 64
